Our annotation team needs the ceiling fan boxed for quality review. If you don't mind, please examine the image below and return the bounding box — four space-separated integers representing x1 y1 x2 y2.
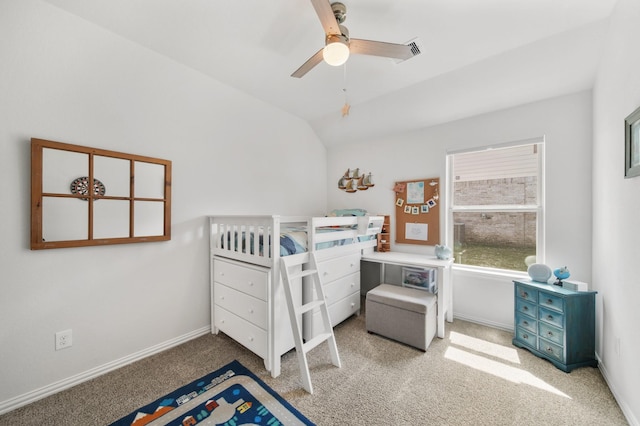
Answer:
291 0 416 78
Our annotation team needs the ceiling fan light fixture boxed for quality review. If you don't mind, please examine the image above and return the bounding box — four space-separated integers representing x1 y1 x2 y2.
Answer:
323 35 350 66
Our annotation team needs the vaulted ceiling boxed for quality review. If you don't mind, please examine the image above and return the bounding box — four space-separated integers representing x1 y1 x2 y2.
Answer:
44 0 617 147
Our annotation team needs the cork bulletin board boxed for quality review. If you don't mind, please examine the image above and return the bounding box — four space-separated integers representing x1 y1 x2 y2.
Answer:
394 177 440 245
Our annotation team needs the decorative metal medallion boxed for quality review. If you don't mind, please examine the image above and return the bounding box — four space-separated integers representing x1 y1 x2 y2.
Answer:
70 177 106 200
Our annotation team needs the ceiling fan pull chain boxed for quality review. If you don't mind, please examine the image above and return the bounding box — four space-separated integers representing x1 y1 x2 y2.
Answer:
342 63 350 117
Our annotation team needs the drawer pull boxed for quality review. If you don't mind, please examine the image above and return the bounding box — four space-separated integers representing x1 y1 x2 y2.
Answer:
350 302 355 308
547 331 554 337
523 306 529 311
249 309 254 314
248 281 254 286
249 337 254 342
546 299 553 305
545 346 553 353
522 333 529 339
547 315 554 321
522 291 528 298
523 320 529 326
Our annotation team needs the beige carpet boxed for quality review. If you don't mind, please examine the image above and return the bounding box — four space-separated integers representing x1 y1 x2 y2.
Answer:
0 304 628 425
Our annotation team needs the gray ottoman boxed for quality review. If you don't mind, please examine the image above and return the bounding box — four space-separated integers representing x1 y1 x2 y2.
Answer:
366 284 437 351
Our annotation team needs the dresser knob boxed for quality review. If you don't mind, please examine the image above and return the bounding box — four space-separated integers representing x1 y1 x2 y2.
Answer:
547 315 554 321
523 306 528 311
523 333 529 339
547 331 553 337
249 281 254 286
523 320 529 326
249 309 254 314
547 299 553 304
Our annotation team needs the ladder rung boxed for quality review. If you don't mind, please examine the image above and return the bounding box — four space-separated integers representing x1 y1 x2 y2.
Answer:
296 299 324 315
286 269 318 280
303 332 333 354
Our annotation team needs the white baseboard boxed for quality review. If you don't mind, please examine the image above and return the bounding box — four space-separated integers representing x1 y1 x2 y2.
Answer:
452 313 513 333
596 353 639 426
0 325 211 416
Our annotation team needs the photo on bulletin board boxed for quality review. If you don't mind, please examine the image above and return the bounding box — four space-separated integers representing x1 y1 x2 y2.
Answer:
394 177 440 245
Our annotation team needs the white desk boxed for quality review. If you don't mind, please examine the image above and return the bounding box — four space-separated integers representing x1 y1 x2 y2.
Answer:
361 252 453 338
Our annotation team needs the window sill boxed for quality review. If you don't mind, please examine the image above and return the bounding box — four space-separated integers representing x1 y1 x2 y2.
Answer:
452 264 529 281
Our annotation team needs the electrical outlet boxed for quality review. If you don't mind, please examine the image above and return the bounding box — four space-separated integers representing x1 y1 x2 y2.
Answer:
55 329 72 351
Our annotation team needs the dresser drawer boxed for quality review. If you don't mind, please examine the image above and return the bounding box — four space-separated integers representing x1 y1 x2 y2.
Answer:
304 291 361 339
515 297 537 319
214 305 267 358
317 253 361 282
213 258 268 300
539 321 564 346
515 312 537 334
323 272 360 306
515 327 537 349
214 283 267 329
329 291 360 325
538 338 564 363
539 291 564 313
515 284 538 303
539 306 564 329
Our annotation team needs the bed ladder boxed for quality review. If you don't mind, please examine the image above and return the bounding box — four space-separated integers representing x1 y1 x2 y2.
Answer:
280 252 341 394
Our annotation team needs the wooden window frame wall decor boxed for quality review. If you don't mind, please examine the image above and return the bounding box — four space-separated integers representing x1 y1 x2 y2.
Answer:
625 105 640 178
31 138 172 250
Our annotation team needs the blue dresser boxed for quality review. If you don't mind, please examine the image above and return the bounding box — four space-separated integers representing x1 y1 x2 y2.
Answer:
513 279 597 372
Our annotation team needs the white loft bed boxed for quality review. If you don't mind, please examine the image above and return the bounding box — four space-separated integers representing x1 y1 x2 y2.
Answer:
208 214 383 377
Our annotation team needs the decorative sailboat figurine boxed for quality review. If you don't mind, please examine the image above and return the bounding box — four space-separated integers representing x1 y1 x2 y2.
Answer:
344 179 357 193
363 172 375 188
357 175 368 190
338 175 347 189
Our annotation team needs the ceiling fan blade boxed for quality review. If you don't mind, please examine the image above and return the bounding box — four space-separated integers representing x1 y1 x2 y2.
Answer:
291 48 324 78
349 38 413 61
311 0 341 36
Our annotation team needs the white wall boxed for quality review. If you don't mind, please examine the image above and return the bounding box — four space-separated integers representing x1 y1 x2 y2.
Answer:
0 0 326 411
592 0 640 423
327 90 593 330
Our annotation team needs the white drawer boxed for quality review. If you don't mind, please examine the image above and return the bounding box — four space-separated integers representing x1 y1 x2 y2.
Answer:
214 305 267 358
213 258 268 300
323 272 360 306
214 283 267 329
317 253 361 282
303 292 360 339
329 291 360 325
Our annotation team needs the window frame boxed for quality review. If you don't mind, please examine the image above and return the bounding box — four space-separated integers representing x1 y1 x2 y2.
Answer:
445 137 545 273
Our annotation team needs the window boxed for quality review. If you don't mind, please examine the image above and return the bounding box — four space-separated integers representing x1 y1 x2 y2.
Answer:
446 139 544 272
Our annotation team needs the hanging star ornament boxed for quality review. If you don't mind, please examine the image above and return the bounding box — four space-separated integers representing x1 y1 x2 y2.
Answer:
341 102 350 117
